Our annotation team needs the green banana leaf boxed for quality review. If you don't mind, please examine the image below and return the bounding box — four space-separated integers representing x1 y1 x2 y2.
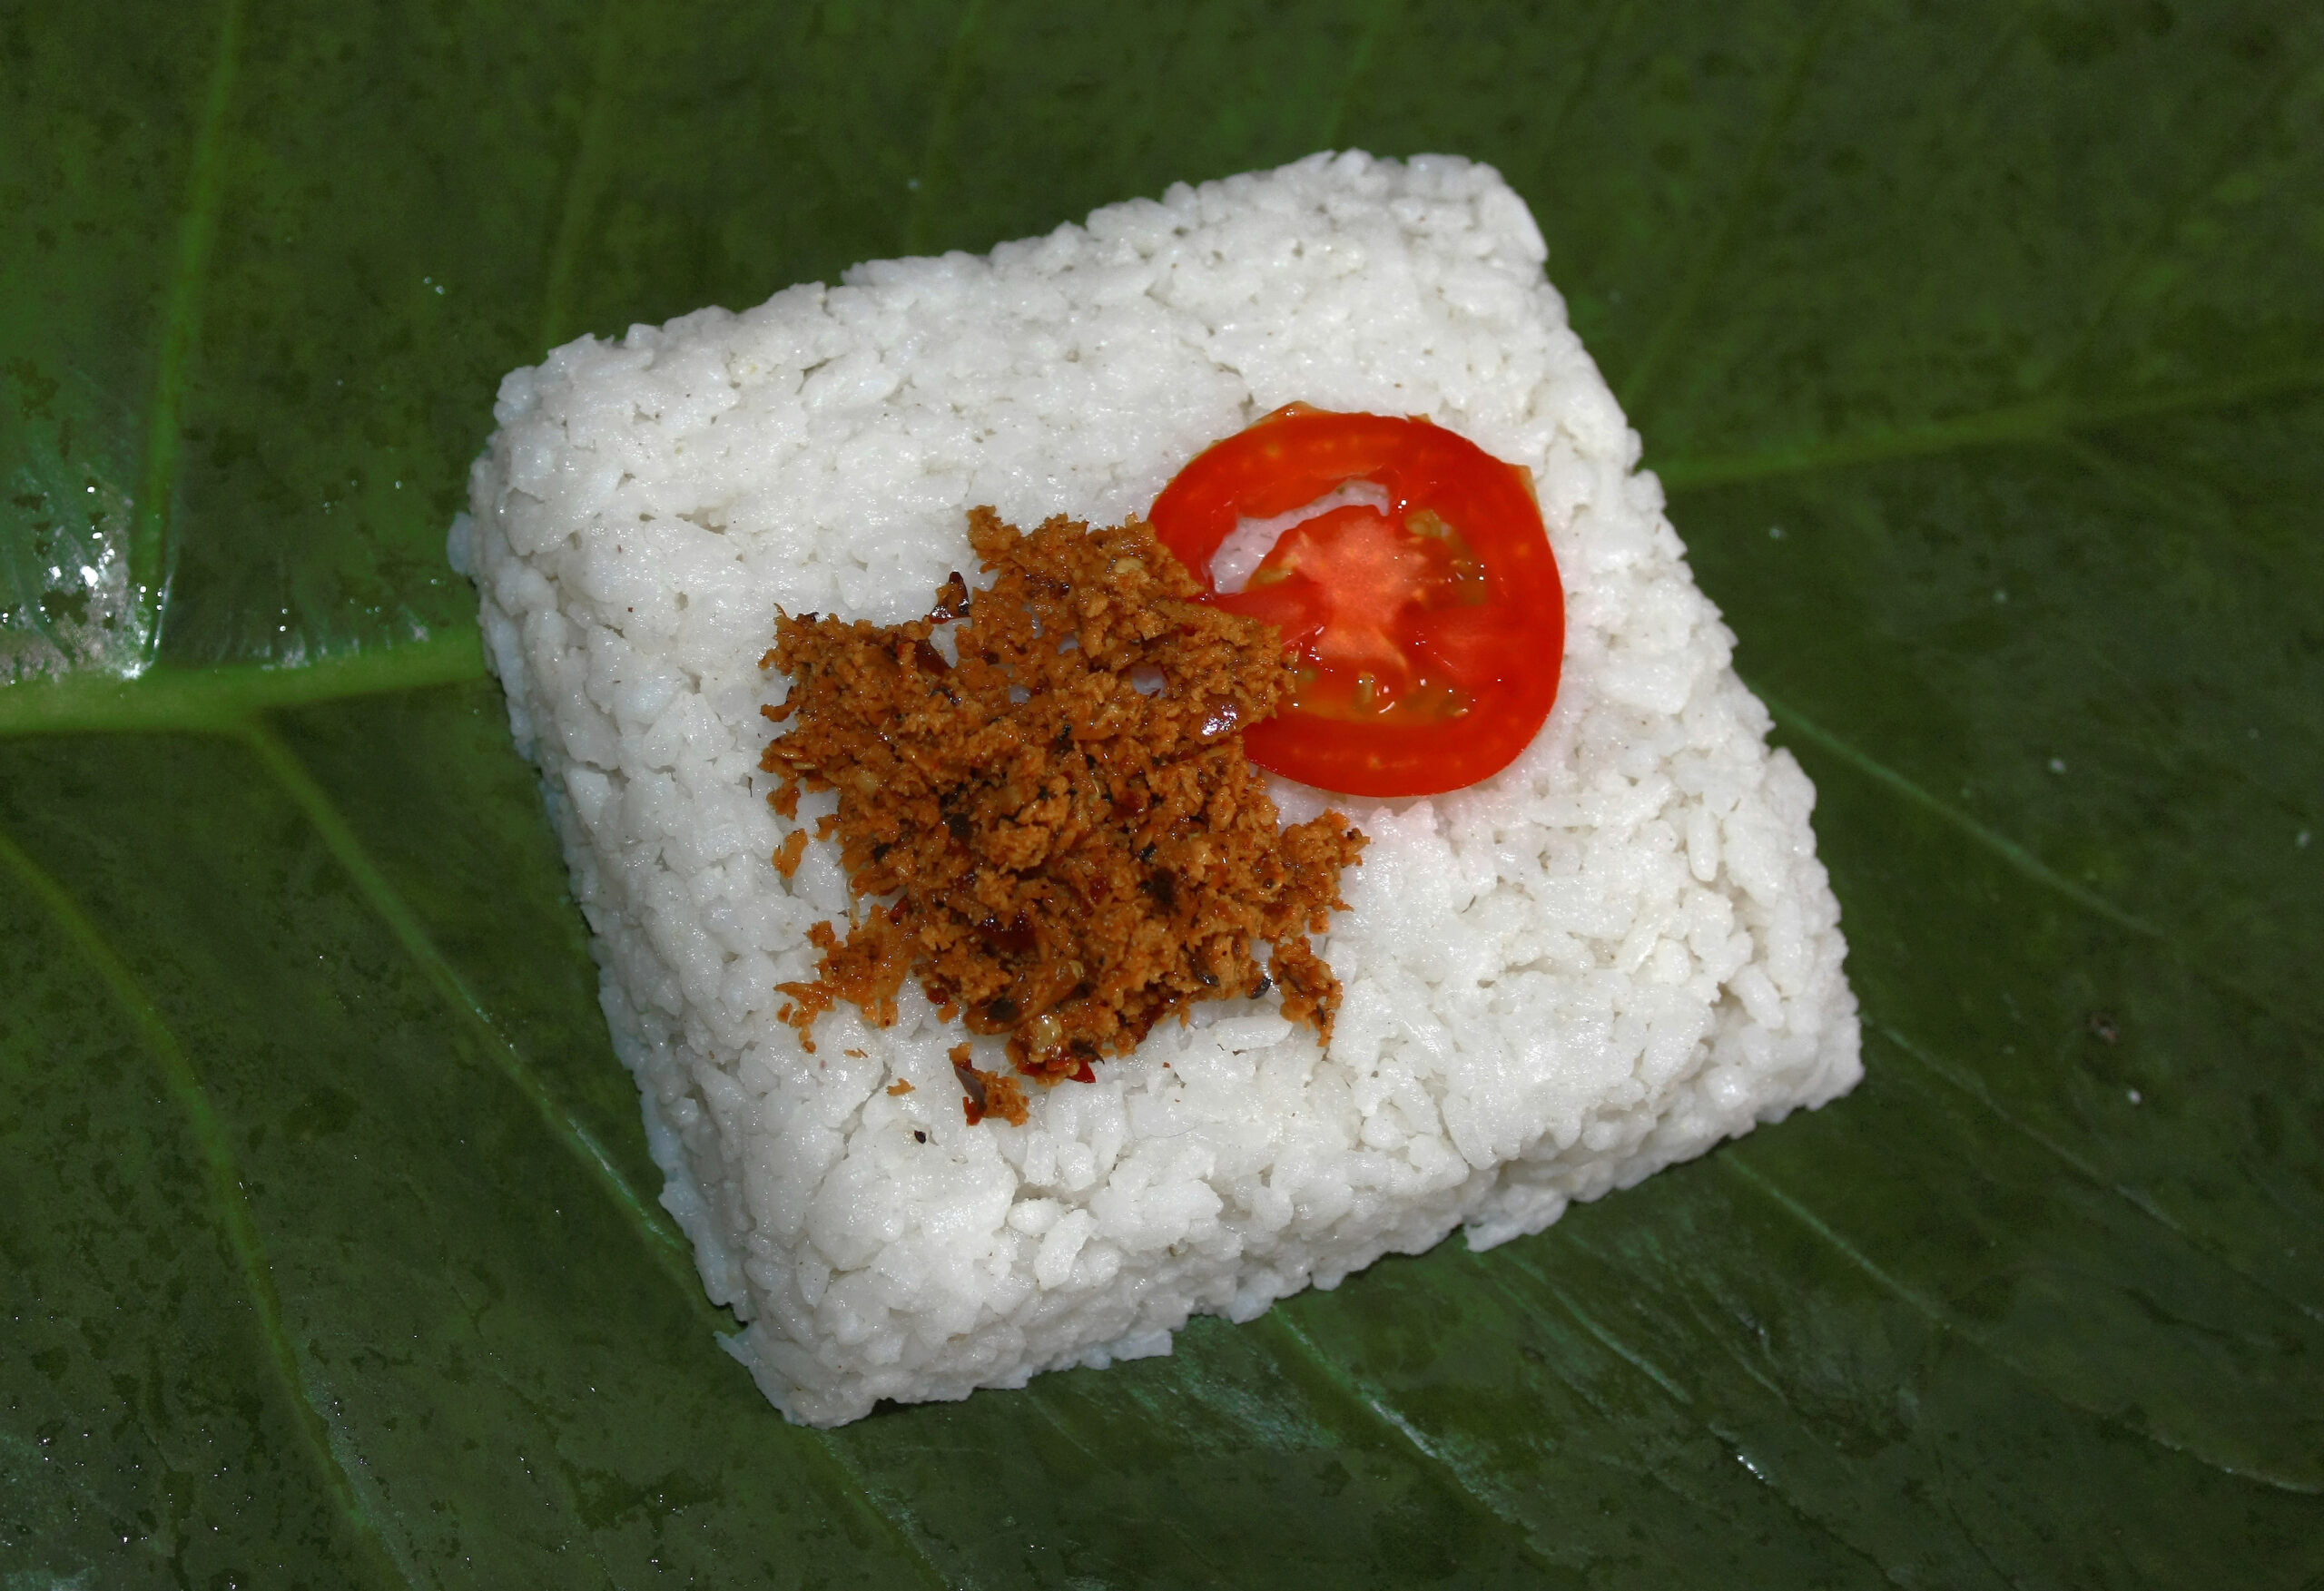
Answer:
5 1 2320 1584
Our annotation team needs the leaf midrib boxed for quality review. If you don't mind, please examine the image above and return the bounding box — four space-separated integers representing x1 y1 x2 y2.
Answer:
8 358 2312 740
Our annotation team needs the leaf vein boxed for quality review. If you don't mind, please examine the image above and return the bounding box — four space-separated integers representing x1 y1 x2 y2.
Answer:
1873 1020 2324 1324
2036 41 2319 398
1617 0 1843 413
1511 1261 1916 1587
1315 0 1402 151
1752 683 2324 1046
1031 1393 1236 1586
131 0 246 669
241 720 951 1583
1750 685 2162 937
1655 364 2324 491
793 1431 960 1591
1263 1311 1568 1575
902 0 990 258
238 719 711 1304
1516 0 1632 192
1720 1153 2324 1497
537 0 628 353
0 820 416 1586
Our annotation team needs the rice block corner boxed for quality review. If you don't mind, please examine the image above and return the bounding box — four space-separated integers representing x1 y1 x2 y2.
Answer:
451 150 1860 1427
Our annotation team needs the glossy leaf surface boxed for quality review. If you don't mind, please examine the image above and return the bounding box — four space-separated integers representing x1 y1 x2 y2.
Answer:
4 2 2320 1585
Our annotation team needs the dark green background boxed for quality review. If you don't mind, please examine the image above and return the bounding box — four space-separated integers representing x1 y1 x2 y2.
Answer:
5 1 2320 1585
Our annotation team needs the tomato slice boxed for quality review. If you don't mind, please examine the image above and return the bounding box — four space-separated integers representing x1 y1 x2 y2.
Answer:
1148 407 1564 797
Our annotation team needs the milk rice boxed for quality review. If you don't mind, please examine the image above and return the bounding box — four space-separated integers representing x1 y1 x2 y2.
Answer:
452 151 1861 1426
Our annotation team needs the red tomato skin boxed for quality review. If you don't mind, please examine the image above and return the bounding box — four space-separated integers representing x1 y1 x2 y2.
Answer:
1148 410 1564 798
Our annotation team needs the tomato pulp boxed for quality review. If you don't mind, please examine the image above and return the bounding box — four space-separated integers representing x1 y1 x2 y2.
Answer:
1147 408 1564 797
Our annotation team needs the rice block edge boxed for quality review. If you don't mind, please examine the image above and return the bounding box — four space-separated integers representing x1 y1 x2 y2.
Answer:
450 149 1861 1428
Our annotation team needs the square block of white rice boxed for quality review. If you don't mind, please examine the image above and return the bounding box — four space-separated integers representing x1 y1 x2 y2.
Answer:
452 150 1860 1427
